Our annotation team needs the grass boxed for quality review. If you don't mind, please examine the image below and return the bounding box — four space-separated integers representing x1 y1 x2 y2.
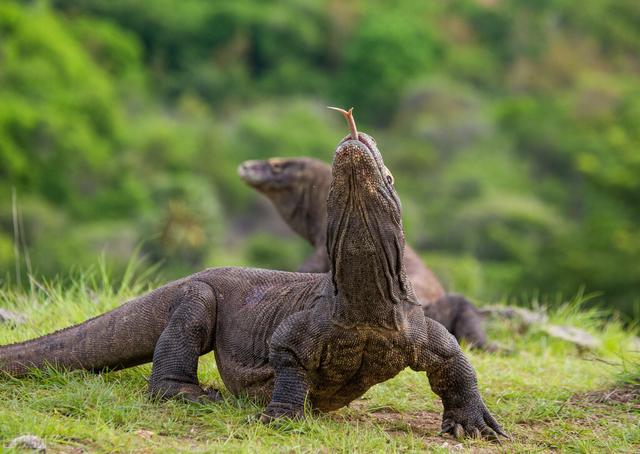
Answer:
1 267 639 453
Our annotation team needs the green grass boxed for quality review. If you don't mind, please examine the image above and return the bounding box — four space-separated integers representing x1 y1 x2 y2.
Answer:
1 269 639 453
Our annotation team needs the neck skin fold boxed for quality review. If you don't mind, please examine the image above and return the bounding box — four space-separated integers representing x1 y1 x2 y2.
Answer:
270 171 330 249
327 188 412 330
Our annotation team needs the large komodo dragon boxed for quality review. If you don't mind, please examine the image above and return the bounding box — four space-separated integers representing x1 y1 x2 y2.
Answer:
238 157 492 350
0 108 505 440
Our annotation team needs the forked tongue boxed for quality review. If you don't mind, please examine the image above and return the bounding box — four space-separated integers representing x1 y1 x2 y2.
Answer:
328 106 358 140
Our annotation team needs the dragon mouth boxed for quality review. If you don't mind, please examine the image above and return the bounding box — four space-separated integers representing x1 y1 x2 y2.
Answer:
328 108 391 194
332 134 394 197
237 161 263 185
333 138 373 171
237 159 279 186
238 158 301 192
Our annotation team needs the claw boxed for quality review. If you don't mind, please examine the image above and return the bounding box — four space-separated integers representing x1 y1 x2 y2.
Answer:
259 402 304 424
202 387 223 401
453 424 465 440
481 426 501 444
483 408 509 440
441 418 455 434
441 402 508 442
259 412 276 425
181 392 219 404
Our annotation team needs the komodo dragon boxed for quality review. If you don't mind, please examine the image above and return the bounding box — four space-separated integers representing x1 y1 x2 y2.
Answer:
0 108 505 440
238 157 492 350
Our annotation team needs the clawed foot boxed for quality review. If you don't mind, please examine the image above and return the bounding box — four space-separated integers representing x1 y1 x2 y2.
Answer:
258 402 304 424
474 341 513 355
180 386 223 404
149 381 222 404
441 399 509 442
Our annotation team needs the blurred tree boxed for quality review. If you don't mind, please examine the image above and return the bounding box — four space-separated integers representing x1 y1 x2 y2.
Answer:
0 0 638 319
336 4 441 124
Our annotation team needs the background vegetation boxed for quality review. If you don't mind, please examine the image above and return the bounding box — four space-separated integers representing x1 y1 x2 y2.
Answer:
1 0 639 320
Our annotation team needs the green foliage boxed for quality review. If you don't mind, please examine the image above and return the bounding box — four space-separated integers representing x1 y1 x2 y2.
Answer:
53 0 331 103
0 1 122 214
68 17 144 84
336 5 441 123
0 0 639 319
244 232 312 272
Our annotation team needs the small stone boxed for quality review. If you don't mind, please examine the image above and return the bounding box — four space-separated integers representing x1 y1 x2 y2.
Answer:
0 308 27 325
439 441 463 451
135 429 154 439
8 435 46 452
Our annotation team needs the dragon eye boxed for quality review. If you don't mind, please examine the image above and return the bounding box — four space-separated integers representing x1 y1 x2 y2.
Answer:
270 161 283 173
384 165 394 185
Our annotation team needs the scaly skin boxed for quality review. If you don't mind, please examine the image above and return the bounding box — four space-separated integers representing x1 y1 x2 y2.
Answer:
238 157 492 350
0 113 505 440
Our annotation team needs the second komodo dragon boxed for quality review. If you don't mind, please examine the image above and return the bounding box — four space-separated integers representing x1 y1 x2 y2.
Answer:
238 157 492 350
0 108 505 440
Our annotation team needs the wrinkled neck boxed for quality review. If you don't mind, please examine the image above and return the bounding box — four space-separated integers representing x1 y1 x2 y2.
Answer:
327 197 412 329
270 176 329 248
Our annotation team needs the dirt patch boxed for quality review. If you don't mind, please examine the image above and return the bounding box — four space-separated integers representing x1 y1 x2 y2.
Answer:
47 438 100 454
336 401 500 452
339 400 442 438
570 384 640 410
366 409 441 437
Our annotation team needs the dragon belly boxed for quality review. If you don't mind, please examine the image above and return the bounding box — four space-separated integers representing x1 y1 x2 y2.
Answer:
309 328 411 412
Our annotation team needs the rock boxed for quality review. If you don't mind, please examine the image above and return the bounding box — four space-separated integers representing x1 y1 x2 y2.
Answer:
135 429 154 439
479 305 548 326
544 325 602 350
0 308 27 325
8 435 46 452
480 305 603 350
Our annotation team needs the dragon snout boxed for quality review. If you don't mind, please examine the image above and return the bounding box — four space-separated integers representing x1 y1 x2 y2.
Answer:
237 160 266 184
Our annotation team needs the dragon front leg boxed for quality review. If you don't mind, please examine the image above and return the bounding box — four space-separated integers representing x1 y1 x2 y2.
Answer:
260 350 311 422
260 311 316 422
411 315 508 441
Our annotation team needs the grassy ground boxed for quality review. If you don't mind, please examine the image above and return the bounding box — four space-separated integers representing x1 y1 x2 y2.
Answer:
0 268 638 453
